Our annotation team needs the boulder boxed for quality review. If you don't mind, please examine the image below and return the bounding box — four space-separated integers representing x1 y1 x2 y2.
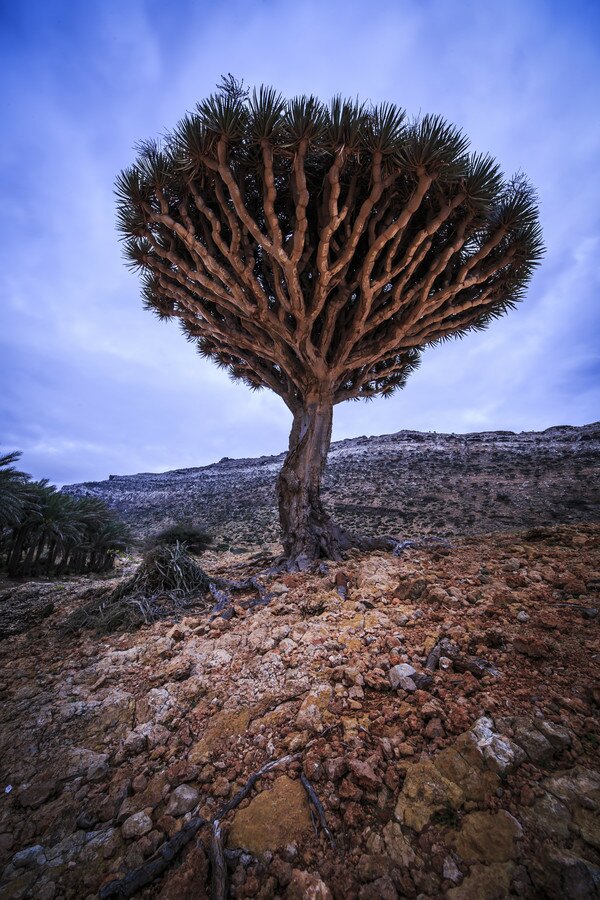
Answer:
446 862 516 899
434 746 498 803
453 810 522 864
394 760 464 832
227 775 312 854
12 844 46 868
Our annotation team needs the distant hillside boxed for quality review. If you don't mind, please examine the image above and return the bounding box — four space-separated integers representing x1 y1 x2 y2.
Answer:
63 423 600 551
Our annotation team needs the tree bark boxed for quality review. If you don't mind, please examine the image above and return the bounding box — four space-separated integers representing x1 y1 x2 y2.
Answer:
277 394 351 569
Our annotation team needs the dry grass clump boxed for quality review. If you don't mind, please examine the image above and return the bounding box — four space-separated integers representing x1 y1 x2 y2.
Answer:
65 542 212 633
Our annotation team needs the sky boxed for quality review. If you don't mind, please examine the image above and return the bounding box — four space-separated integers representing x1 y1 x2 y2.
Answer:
1 0 599 486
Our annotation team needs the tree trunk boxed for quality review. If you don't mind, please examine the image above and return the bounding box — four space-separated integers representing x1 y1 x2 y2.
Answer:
277 395 351 570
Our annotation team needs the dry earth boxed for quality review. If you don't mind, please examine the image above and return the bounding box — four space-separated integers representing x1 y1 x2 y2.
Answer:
0 522 599 899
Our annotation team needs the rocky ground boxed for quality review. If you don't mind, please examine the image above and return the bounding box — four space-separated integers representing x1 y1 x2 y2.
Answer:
64 423 600 549
0 522 599 898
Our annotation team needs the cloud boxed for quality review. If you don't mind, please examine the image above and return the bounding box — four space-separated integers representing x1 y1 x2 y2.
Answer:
1 0 599 484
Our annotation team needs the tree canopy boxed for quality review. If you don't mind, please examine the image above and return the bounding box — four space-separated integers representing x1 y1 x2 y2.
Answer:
116 77 543 411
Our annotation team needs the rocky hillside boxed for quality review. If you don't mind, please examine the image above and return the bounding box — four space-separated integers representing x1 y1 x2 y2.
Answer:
64 423 600 549
0 523 598 898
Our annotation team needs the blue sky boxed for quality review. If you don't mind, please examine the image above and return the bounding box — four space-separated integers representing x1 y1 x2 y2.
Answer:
1 0 599 485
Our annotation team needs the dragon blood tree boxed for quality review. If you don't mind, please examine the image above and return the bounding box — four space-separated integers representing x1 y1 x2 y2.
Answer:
116 77 543 570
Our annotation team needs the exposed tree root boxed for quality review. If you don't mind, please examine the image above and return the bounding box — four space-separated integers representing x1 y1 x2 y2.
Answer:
210 821 227 900
99 814 207 899
98 754 297 899
97 756 337 899
64 544 272 633
300 773 336 849
270 529 452 573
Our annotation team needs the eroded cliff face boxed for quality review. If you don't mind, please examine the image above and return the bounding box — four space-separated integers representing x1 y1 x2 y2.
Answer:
0 524 599 898
63 423 600 550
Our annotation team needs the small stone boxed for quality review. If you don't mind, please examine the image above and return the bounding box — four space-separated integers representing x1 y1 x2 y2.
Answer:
443 856 462 884
270 582 289 596
287 869 332 899
383 821 415 868
359 874 398 899
122 811 153 840
12 844 46 868
516 610 529 623
348 759 379 790
166 783 199 816
389 664 417 689
324 757 347 781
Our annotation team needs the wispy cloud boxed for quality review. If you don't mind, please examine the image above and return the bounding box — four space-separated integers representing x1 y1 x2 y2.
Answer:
1 0 599 484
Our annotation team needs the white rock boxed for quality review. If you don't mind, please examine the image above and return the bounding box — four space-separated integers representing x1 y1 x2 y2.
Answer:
443 856 462 883
122 811 153 840
166 783 199 816
389 664 417 689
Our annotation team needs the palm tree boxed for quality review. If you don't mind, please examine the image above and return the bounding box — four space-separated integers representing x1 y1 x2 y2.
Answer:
0 451 31 530
0 452 130 577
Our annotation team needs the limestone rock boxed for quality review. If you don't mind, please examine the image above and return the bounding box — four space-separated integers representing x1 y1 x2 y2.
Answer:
389 664 417 689
521 791 572 840
457 717 526 775
529 848 600 899
227 775 312 854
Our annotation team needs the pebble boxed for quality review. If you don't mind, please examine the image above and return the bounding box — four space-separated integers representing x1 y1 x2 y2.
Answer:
517 610 530 623
121 811 153 840
12 844 47 868
389 664 417 689
165 783 199 816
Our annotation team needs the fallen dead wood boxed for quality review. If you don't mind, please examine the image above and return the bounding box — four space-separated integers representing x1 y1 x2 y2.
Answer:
99 814 206 899
98 754 296 899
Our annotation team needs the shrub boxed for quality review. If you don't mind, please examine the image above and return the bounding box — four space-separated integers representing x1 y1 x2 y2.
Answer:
145 523 213 554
